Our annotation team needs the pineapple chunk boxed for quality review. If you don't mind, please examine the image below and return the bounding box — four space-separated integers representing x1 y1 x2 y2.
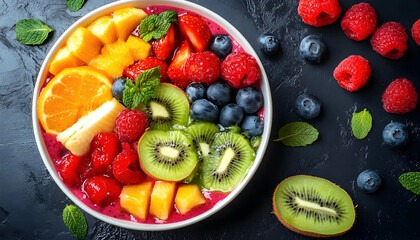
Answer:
175 185 206 215
126 35 151 61
149 181 176 220
88 16 118 44
66 27 103 64
120 182 153 220
49 47 84 75
113 7 147 41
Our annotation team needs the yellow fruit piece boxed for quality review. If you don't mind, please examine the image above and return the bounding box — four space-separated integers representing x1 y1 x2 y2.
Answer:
120 182 153 220
149 181 176 220
87 16 118 44
57 98 125 156
66 27 103 64
37 66 113 135
113 7 147 41
175 184 206 215
126 35 151 61
49 47 85 75
89 39 134 79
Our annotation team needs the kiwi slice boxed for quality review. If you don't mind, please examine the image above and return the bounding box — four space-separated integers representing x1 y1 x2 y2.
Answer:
185 122 220 162
273 175 356 237
137 83 189 131
200 132 255 192
138 130 198 182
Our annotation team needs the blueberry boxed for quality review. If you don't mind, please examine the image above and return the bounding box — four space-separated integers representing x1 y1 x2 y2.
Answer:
241 115 264 137
258 34 280 56
219 103 244 127
209 34 232 59
112 78 126 103
186 83 206 102
190 99 219 122
295 93 321 119
299 35 327 63
382 122 410 149
207 81 231 107
236 87 263 114
357 169 382 193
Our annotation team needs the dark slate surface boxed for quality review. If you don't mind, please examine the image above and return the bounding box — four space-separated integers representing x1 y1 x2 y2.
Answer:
1 0 419 239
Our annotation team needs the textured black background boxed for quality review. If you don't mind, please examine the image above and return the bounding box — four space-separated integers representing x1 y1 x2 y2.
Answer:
1 0 420 239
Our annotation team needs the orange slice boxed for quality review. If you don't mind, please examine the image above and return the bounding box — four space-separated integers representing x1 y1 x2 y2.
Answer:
37 66 113 135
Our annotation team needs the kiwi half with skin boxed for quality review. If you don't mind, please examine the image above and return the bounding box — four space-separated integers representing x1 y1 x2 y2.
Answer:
273 175 356 237
138 130 197 182
137 83 189 131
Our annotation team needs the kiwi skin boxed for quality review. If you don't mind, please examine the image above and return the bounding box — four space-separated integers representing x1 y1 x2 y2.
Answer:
272 175 356 238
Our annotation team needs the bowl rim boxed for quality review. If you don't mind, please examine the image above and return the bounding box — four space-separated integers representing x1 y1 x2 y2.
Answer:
32 0 272 231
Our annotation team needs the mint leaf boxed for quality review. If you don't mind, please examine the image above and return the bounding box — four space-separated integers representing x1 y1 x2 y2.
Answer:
63 205 87 240
399 172 420 195
139 10 177 42
67 0 85 12
274 122 319 147
15 19 53 45
351 108 372 140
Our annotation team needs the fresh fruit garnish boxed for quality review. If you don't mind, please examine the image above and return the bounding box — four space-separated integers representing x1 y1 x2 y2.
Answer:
120 182 153 220
112 147 144 184
66 27 103 64
209 34 232 59
190 99 219 123
15 19 53 45
258 34 280 56
399 172 420 195
90 132 120 174
240 115 264 137
83 175 122 207
115 109 148 142
138 10 178 42
382 122 410 149
49 47 84 75
149 181 177 221
236 87 263 114
167 40 193 88
412 19 420 45
87 16 117 44
178 14 212 52
175 184 206 215
184 51 220 84
298 0 341 27
371 22 408 59
351 109 372 140
341 3 377 41
251 136 262 149
138 130 198 182
185 122 220 163
357 170 382 193
151 23 177 60
123 56 168 81
299 35 327 63
37 66 113 135
206 81 232 107
219 104 244 127
273 175 355 237
59 154 86 187
274 122 319 147
294 93 321 119
112 78 126 103
382 78 418 114
221 52 261 88
113 7 148 41
126 35 152 61
333 55 371 92
185 82 206 102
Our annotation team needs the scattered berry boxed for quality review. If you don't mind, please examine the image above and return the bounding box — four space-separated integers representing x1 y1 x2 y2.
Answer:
186 83 206 102
341 3 377 41
206 81 232 107
190 99 219 122
221 52 261 88
258 34 280 56
59 154 86 187
295 93 321 119
357 170 382 193
90 133 120 174
333 55 371 92
299 35 327 63
219 103 244 127
184 51 220 84
178 14 212 52
382 78 418 114
151 24 176 60
83 175 122 206
167 40 193 88
112 78 126 103
382 122 410 149
236 87 264 114
123 56 168 81
112 148 143 184
298 0 341 27
241 115 264 137
412 19 420 45
209 34 232 59
371 22 408 59
115 109 149 141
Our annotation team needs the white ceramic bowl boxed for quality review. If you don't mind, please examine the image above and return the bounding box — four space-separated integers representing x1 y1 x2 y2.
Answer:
32 0 272 231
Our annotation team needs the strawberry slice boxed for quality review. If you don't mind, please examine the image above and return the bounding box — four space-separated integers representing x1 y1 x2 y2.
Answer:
167 40 193 88
123 56 169 82
152 24 177 60
179 14 212 52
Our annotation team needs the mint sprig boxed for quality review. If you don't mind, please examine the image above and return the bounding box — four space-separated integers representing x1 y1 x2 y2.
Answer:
399 172 420 195
63 205 87 240
139 10 178 42
123 66 161 110
15 19 53 45
351 108 372 140
67 0 85 12
274 122 319 147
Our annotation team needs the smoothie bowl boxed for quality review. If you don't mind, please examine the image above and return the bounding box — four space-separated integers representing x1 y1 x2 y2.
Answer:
32 0 272 230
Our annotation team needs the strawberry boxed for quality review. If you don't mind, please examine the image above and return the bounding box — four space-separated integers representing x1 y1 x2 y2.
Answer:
83 175 122 207
112 147 144 185
152 24 177 60
90 133 120 175
59 154 87 187
167 40 193 88
123 56 169 82
179 14 212 52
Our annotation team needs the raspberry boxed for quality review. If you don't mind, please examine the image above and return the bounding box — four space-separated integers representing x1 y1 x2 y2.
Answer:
221 52 261 88
382 78 418 114
83 175 121 207
184 51 220 84
59 154 86 186
123 56 168 81
112 148 143 184
115 109 148 142
371 22 408 59
341 3 377 41
298 0 341 27
333 55 371 92
412 19 420 45
90 133 120 174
